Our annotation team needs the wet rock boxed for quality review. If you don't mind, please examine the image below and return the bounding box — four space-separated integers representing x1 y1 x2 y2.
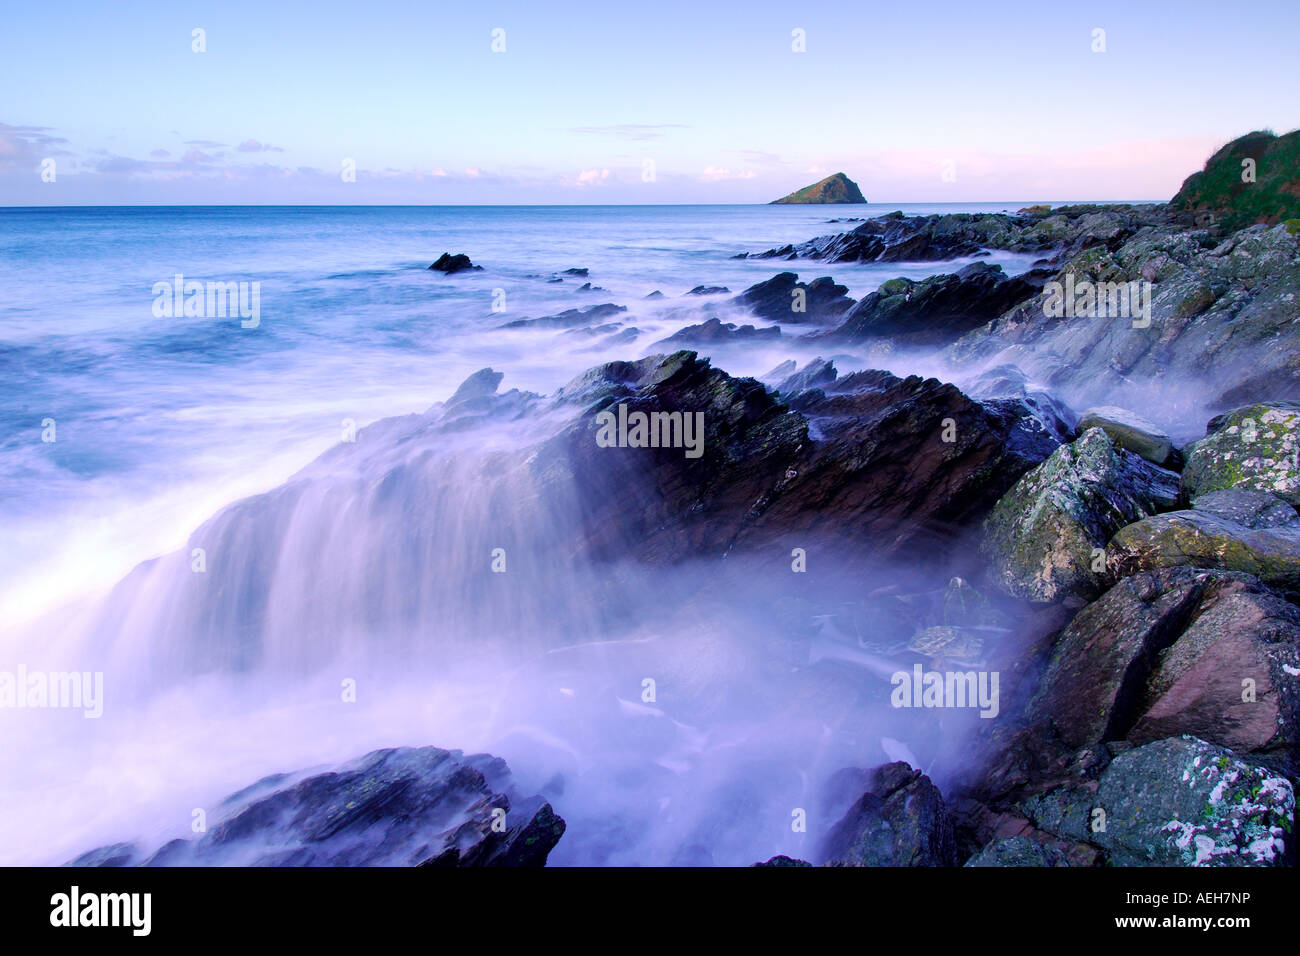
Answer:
964 835 1071 867
1027 567 1274 750
1126 576 1300 754
499 302 627 330
1190 488 1300 528
819 762 958 866
771 357 839 395
980 428 1181 603
428 252 481 273
1107 499 1300 601
824 263 1050 347
653 317 782 348
1077 405 1176 468
68 747 565 867
553 353 1061 564
1089 736 1294 866
732 272 855 324
685 285 730 296
947 224 1300 419
1182 402 1300 506
753 855 813 867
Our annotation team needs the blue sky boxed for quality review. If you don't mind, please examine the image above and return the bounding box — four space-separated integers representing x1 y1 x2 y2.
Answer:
3 0 1298 203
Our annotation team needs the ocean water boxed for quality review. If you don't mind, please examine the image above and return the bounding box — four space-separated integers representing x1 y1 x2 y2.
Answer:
0 203 1054 626
0 203 1074 865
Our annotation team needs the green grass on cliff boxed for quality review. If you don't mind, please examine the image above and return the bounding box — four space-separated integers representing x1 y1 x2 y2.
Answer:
1171 129 1300 231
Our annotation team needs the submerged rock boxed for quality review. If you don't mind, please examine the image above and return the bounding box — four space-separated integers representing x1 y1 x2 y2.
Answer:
731 272 854 324
653 316 782 348
68 747 565 867
819 762 957 866
428 252 481 273
980 428 1181 604
1182 402 1300 506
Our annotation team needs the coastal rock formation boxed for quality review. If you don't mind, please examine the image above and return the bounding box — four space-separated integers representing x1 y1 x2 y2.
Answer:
1026 567 1300 755
1020 737 1295 867
732 272 855 324
1181 402 1300 506
980 428 1181 604
1107 491 1300 600
652 316 782 348
819 762 957 866
428 252 481 273
70 747 566 867
824 262 1052 347
770 172 866 205
1076 405 1177 468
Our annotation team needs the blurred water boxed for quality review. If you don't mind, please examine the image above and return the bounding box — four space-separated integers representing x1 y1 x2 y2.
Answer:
0 203 1056 866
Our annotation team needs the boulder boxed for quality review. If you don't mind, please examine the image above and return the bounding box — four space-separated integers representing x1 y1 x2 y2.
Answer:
818 762 958 866
980 427 1181 604
1127 574 1300 754
1027 567 1300 755
1182 402 1300 506
69 747 566 867
1077 405 1176 467
1107 494 1300 601
1090 736 1294 866
964 835 1071 867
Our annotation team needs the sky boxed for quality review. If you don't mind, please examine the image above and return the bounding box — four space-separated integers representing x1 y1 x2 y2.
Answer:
2 0 1298 204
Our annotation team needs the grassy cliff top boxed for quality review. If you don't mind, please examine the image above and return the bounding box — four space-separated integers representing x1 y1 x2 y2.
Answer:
1171 129 1300 231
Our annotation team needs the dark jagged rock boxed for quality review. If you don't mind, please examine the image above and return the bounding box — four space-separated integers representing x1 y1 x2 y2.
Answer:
819 762 957 866
499 302 627 330
731 272 854 324
770 172 866 205
738 205 1176 265
981 428 1182 604
550 352 1061 564
643 290 665 299
685 285 730 296
560 267 589 276
1171 128 1300 232
428 252 481 273
753 855 813 867
823 263 1051 347
653 317 782 348
772 357 838 395
68 747 565 867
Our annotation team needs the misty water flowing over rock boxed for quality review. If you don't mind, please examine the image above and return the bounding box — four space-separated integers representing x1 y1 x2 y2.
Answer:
8 126 1300 873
